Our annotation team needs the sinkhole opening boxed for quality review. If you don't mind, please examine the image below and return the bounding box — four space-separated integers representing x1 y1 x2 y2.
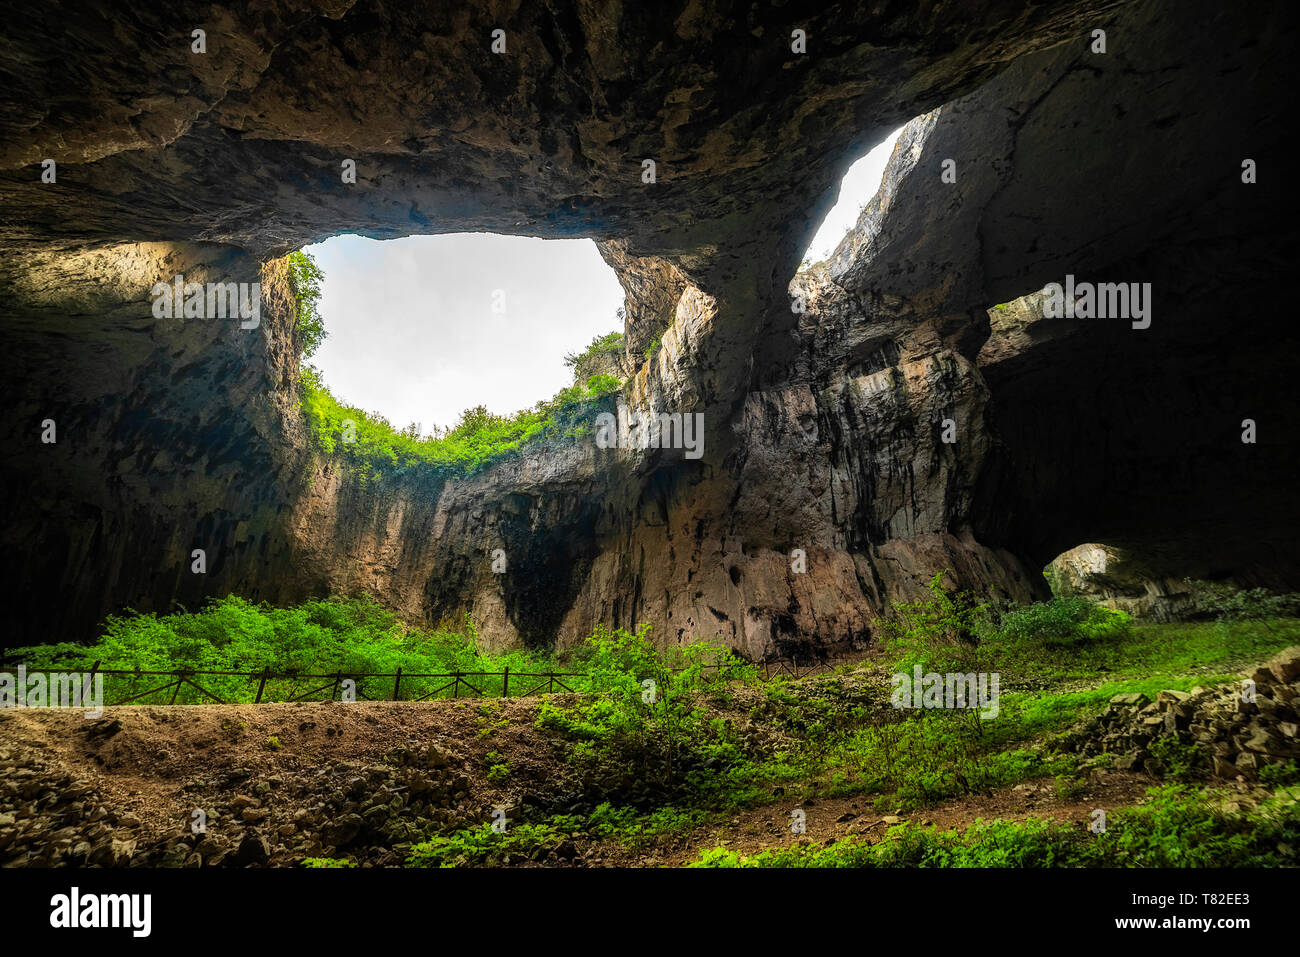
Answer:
801 125 905 268
290 233 627 469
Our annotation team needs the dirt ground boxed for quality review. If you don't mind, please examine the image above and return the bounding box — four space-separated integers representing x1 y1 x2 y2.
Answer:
649 770 1154 866
0 697 1168 867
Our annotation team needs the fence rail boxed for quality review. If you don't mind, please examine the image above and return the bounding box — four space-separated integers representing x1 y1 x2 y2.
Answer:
760 658 850 679
0 655 863 707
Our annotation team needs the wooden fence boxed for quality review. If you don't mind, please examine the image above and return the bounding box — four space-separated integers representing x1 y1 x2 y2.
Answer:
0 655 862 706
760 658 853 679
0 662 585 706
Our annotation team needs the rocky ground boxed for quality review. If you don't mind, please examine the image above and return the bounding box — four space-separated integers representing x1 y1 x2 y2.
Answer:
0 694 1159 869
2 647 1297 868
0 700 556 868
1056 646 1300 779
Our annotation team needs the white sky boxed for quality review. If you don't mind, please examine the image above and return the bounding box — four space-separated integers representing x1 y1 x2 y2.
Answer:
305 127 904 433
802 126 905 264
303 233 625 433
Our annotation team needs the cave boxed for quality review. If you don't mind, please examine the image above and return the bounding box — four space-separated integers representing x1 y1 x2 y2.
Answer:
1 0 1295 661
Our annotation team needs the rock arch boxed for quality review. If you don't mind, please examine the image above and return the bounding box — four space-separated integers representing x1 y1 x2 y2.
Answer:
0 0 1294 654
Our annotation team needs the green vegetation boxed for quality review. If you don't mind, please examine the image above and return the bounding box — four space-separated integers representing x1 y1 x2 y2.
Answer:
1148 736 1203 782
866 573 1294 688
408 821 569 867
564 330 624 371
299 366 620 478
875 573 1133 674
996 596 1130 648
287 248 625 479
1260 760 1300 787
407 804 714 867
17 568 1297 869
872 571 990 673
824 587 1296 810
286 250 327 359
1182 579 1300 624
534 623 759 803
690 785 1299 867
409 596 1297 866
8 595 554 704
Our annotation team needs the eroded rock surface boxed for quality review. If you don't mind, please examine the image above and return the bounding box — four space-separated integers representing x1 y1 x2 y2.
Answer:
0 0 1295 656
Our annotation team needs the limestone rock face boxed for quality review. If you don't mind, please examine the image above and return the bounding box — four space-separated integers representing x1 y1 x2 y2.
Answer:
0 0 1295 656
1045 544 1196 623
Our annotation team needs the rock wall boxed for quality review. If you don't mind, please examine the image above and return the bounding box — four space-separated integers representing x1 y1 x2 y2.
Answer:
1045 544 1199 623
0 0 1296 657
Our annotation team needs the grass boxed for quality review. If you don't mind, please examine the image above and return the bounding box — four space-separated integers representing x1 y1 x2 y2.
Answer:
992 618 1296 687
14 572 1297 869
407 804 718 867
771 617 1299 811
410 605 1298 867
689 784 1300 868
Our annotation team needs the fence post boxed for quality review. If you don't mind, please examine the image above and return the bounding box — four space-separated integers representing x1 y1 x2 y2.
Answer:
393 667 402 702
502 666 509 699
453 671 460 699
764 660 769 679
169 670 184 705
255 667 270 704
332 672 341 701
792 659 799 679
79 660 101 707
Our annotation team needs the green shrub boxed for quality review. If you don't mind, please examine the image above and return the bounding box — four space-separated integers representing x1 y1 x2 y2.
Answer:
995 598 1130 648
585 803 710 847
564 331 624 370
1259 760 1300 787
874 571 991 673
1054 773 1086 802
408 823 563 867
10 595 552 705
1148 736 1204 782
535 624 757 802
1183 580 1300 624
